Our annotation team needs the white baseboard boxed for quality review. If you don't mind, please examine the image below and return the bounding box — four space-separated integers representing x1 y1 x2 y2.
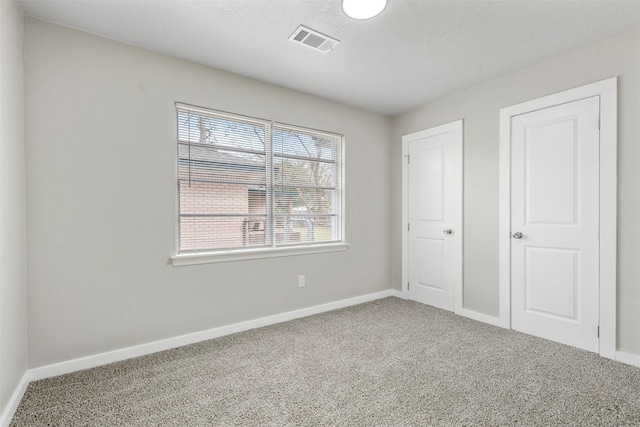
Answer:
29 289 393 382
616 351 640 368
390 289 406 299
0 371 30 427
455 307 504 327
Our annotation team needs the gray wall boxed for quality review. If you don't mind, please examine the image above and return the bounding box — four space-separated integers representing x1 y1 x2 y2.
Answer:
24 18 392 368
391 30 640 355
0 0 27 417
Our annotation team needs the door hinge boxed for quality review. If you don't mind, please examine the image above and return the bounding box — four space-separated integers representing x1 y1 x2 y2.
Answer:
407 282 410 291
408 223 410 232
405 154 410 164
598 115 601 130
597 326 600 338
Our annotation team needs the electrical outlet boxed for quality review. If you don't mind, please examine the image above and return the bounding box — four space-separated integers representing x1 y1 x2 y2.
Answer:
298 275 306 288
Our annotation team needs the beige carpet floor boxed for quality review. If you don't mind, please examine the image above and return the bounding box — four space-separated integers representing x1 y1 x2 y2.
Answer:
10 297 640 426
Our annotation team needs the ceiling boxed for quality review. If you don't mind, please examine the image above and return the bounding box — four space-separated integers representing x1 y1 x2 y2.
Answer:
17 0 640 116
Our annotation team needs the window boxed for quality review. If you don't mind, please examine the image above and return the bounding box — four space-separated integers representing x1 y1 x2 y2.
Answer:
175 103 345 261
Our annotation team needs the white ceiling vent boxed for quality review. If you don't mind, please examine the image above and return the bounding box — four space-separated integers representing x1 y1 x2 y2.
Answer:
289 25 340 53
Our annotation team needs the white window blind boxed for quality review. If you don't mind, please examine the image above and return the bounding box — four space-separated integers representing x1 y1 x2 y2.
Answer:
176 103 343 254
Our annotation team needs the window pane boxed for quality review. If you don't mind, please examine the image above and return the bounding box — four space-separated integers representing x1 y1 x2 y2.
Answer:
273 124 340 245
274 215 337 244
179 215 267 251
177 106 268 252
274 157 336 188
273 127 337 162
178 145 266 185
177 109 266 153
274 189 336 217
179 181 267 216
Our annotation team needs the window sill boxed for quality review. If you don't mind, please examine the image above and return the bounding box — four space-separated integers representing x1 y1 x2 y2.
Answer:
171 242 350 266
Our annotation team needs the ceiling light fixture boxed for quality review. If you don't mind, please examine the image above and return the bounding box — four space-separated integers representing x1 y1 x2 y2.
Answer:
342 0 388 20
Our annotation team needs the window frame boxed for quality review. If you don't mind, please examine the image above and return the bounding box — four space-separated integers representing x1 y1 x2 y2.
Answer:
171 103 348 266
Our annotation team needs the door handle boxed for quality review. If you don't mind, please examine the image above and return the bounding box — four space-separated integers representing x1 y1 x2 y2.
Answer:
512 231 523 239
443 229 453 235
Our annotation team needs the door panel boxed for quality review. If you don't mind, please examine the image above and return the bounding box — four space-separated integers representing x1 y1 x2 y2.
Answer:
525 120 577 224
416 237 444 290
511 96 599 352
525 247 578 320
407 122 462 311
417 147 443 221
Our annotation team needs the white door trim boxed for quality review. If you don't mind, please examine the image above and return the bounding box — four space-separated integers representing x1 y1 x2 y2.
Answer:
401 120 463 312
499 77 617 359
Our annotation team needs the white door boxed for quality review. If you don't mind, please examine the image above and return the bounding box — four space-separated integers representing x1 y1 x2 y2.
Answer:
510 96 600 352
405 121 462 311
